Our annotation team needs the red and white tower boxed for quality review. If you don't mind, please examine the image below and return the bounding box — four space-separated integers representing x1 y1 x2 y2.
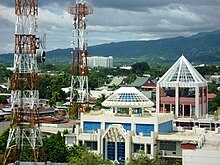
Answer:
68 0 93 118
3 0 46 164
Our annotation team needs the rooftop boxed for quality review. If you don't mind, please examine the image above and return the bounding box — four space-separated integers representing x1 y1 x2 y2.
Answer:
84 109 171 119
102 87 154 108
108 76 126 87
157 55 207 87
129 77 149 87
158 131 199 142
202 133 220 150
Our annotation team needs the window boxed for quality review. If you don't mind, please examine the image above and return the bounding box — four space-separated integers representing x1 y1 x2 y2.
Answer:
85 141 97 150
117 108 129 114
83 122 101 133
147 144 151 154
136 124 154 136
160 141 176 151
133 108 142 114
134 144 145 152
158 121 173 133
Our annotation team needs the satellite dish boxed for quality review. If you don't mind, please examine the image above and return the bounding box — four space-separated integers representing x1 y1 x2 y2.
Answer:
35 34 46 50
36 50 46 63
41 34 46 49
7 77 11 90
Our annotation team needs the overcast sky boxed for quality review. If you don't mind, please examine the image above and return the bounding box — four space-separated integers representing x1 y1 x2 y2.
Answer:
0 0 220 53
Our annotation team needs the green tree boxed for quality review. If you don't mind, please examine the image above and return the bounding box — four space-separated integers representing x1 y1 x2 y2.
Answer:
43 131 68 162
127 152 151 165
0 96 8 104
49 91 60 107
127 153 166 165
132 62 150 74
68 148 111 165
89 77 99 90
0 128 9 154
208 83 218 94
209 95 220 114
151 156 166 165
126 74 136 84
209 101 218 114
95 94 106 107
172 159 182 165
0 66 12 82
68 145 87 161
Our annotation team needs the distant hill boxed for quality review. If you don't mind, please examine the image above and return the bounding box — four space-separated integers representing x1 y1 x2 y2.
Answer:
1 30 220 65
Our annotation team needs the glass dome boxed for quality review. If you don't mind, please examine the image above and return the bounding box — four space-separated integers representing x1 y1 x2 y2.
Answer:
102 87 154 108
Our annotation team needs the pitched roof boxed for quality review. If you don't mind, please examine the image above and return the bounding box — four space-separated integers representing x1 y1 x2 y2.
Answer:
157 55 207 87
102 87 154 108
129 77 149 87
208 93 217 99
108 77 126 87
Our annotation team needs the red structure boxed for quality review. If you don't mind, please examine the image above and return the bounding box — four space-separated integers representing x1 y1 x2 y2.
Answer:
68 0 93 119
3 0 46 164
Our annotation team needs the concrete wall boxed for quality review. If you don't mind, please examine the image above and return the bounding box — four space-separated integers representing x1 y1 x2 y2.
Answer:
183 149 220 165
0 121 9 134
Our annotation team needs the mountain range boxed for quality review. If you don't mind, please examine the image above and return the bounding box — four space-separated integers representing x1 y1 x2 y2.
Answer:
1 30 220 66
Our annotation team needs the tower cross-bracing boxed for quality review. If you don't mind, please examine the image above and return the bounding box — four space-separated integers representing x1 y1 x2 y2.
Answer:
68 0 93 118
3 0 46 164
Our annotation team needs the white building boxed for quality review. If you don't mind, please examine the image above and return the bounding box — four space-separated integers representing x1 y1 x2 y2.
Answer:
156 55 208 119
65 87 174 163
156 55 220 130
63 87 220 164
87 56 113 68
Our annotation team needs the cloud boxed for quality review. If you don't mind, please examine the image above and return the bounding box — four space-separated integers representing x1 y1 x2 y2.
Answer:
0 1 220 54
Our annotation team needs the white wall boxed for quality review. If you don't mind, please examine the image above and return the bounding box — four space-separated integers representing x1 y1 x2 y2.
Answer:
183 149 220 165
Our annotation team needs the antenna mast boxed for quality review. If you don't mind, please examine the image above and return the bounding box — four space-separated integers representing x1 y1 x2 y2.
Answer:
68 0 93 118
3 0 46 164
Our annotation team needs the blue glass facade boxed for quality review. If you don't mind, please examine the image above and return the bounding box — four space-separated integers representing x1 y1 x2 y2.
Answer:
117 142 125 164
158 120 173 133
83 122 101 132
105 142 125 163
107 142 115 161
105 122 131 131
107 93 148 102
136 124 154 136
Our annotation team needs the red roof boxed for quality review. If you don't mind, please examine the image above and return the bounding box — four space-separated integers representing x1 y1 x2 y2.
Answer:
0 104 10 109
208 93 217 99
39 117 66 124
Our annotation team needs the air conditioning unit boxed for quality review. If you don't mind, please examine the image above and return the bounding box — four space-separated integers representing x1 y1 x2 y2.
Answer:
160 150 165 156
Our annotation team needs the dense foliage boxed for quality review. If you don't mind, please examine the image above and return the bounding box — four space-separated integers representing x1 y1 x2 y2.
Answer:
127 152 165 165
131 62 150 74
196 65 220 76
208 83 220 114
0 66 12 82
0 128 9 154
43 132 68 162
68 146 111 165
1 63 220 114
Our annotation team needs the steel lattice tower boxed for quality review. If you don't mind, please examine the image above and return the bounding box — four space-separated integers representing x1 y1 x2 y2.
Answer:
68 0 93 118
3 0 46 164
